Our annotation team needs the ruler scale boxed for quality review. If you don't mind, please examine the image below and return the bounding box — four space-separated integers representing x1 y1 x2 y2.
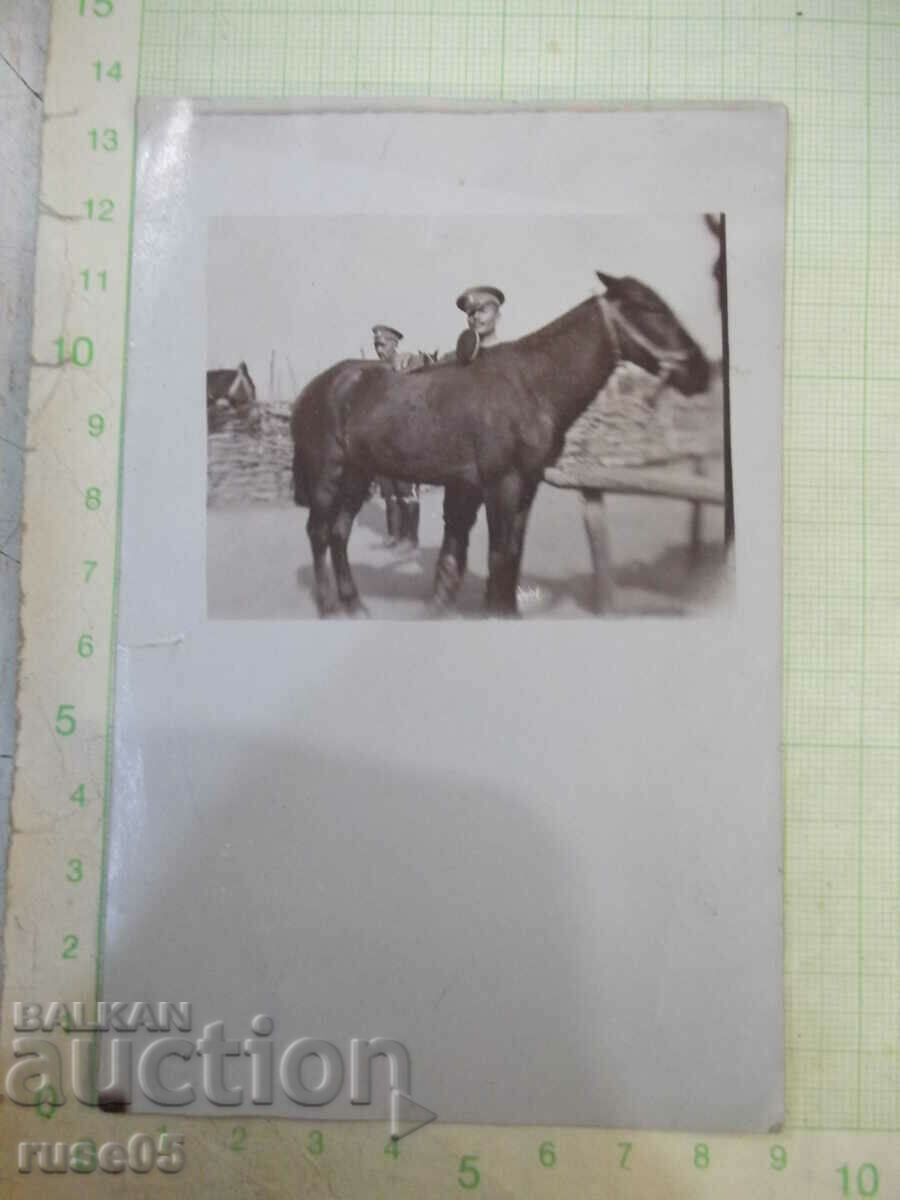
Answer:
2 1 897 1195
4 0 141 1033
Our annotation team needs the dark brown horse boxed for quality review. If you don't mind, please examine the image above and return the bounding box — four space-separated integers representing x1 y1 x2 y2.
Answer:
291 273 710 617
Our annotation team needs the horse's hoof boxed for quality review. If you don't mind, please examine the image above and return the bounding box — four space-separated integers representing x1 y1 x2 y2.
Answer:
342 597 370 618
429 589 454 612
316 594 340 618
427 596 462 619
485 599 522 619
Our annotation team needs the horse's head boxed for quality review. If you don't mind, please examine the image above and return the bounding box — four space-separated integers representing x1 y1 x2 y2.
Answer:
230 362 258 424
237 361 257 404
595 272 710 395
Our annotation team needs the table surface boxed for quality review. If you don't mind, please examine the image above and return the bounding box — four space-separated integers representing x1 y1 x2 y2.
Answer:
131 5 900 1132
1 2 898 1196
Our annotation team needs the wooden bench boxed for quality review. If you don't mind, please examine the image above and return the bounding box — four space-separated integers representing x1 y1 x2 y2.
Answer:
543 462 726 613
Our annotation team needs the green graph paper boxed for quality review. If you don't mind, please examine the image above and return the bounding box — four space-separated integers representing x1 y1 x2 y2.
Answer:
137 0 900 1133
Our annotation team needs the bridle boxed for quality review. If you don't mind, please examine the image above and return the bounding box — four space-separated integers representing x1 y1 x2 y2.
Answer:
597 294 690 387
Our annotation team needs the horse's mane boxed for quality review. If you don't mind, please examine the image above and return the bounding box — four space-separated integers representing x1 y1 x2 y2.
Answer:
513 297 599 350
324 300 599 380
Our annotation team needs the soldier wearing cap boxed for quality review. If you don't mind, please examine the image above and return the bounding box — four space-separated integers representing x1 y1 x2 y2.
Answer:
371 324 421 547
372 324 408 370
440 285 506 364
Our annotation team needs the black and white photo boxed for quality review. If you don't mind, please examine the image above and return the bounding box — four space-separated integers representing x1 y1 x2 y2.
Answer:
207 213 733 619
108 104 785 1131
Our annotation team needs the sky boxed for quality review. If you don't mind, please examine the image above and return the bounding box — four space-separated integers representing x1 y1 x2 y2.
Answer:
207 214 723 404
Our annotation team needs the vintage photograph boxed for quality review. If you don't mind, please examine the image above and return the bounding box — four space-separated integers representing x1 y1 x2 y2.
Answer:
110 104 783 1132
207 214 732 620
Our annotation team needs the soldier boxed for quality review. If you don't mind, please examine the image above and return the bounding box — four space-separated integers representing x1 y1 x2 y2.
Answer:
372 324 403 368
371 324 421 547
440 285 506 364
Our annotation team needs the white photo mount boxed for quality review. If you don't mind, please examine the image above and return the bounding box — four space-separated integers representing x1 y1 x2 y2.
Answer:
104 102 786 1131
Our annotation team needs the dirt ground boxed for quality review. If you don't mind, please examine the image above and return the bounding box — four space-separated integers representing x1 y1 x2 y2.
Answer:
207 484 733 620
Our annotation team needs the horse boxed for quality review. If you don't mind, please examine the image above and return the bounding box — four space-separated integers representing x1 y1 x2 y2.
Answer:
206 361 258 427
290 273 710 618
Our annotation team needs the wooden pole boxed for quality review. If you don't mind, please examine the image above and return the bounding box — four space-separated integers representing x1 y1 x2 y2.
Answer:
719 214 734 544
285 355 299 398
581 489 616 614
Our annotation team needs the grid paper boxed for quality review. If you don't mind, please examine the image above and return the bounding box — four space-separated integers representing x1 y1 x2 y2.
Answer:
137 0 900 1133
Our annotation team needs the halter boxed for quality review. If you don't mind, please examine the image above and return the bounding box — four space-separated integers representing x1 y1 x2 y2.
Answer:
597 294 690 384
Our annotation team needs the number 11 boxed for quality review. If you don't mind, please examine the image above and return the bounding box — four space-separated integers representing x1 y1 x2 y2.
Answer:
81 269 107 291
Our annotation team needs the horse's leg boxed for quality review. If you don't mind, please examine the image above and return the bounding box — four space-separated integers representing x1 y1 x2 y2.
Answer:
433 482 482 610
329 475 371 616
307 506 339 617
484 474 539 616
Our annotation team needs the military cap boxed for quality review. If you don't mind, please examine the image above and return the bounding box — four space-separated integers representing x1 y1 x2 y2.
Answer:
372 324 404 340
455 286 505 314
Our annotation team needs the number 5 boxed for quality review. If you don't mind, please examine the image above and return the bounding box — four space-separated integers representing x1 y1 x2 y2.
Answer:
55 704 76 736
458 1155 479 1190
158 1133 185 1173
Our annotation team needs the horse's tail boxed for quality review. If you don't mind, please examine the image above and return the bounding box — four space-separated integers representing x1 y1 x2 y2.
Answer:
290 362 360 507
292 442 310 507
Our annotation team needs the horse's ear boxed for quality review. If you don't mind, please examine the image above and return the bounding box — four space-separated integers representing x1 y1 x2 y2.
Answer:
595 271 620 295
